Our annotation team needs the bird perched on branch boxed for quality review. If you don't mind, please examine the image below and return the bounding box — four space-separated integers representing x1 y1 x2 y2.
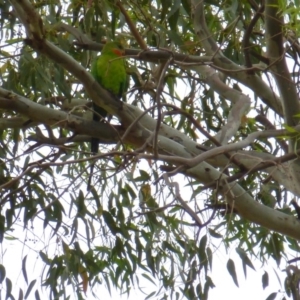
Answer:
87 41 127 190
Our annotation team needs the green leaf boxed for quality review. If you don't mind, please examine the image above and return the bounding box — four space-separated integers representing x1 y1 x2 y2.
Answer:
146 248 156 276
162 241 178 254
18 288 24 300
283 124 298 133
112 236 124 258
0 264 6 284
181 0 191 14
4 236 18 241
203 276 215 299
265 292 277 300
206 247 213 271
236 247 255 277
5 209 14 230
141 273 156 286
76 190 87 218
208 228 223 239
39 251 51 265
34 290 41 300
269 233 284 265
102 210 120 235
168 3 180 32
25 279 36 299
145 291 156 299
161 0 172 21
226 259 239 287
262 271 269 289
134 170 151 182
0 214 5 243
199 235 207 257
5 277 12 299
22 255 28 284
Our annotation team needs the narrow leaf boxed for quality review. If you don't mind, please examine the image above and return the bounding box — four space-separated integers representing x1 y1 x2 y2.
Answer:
79 264 88 294
18 288 23 300
227 259 239 287
199 235 207 257
34 290 41 300
236 247 255 278
146 248 156 276
145 291 156 300
102 210 119 235
5 277 12 300
206 247 213 271
265 292 277 300
22 255 28 284
39 251 51 265
141 273 156 285
208 228 222 238
262 271 269 289
0 264 6 284
0 215 5 243
25 279 36 299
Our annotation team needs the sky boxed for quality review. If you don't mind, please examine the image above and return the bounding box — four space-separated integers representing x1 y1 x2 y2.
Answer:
2 214 289 300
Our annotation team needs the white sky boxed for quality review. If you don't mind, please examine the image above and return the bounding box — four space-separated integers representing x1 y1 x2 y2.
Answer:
2 225 287 300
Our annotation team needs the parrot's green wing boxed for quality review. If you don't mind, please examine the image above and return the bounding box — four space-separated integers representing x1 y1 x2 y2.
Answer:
91 41 127 98
88 41 128 190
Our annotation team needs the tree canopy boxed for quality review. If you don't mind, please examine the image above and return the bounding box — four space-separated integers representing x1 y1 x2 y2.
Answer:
1 0 300 299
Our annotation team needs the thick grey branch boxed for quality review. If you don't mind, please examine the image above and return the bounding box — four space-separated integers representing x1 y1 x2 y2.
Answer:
0 90 119 142
265 0 300 147
191 0 283 116
186 65 251 144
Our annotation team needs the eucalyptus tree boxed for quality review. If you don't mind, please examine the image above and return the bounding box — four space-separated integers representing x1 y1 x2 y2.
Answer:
1 0 300 299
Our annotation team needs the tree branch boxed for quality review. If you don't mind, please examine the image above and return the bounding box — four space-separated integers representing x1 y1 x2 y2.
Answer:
191 0 283 116
265 0 300 149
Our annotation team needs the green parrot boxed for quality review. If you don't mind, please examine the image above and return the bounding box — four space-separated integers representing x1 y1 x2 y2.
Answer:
88 41 127 190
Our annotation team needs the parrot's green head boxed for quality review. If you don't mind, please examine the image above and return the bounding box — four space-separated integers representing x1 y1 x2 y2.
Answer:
101 41 125 57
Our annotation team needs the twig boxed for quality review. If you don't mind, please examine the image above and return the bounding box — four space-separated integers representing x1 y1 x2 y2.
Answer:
242 5 265 74
163 173 202 227
116 1 147 50
153 56 173 157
